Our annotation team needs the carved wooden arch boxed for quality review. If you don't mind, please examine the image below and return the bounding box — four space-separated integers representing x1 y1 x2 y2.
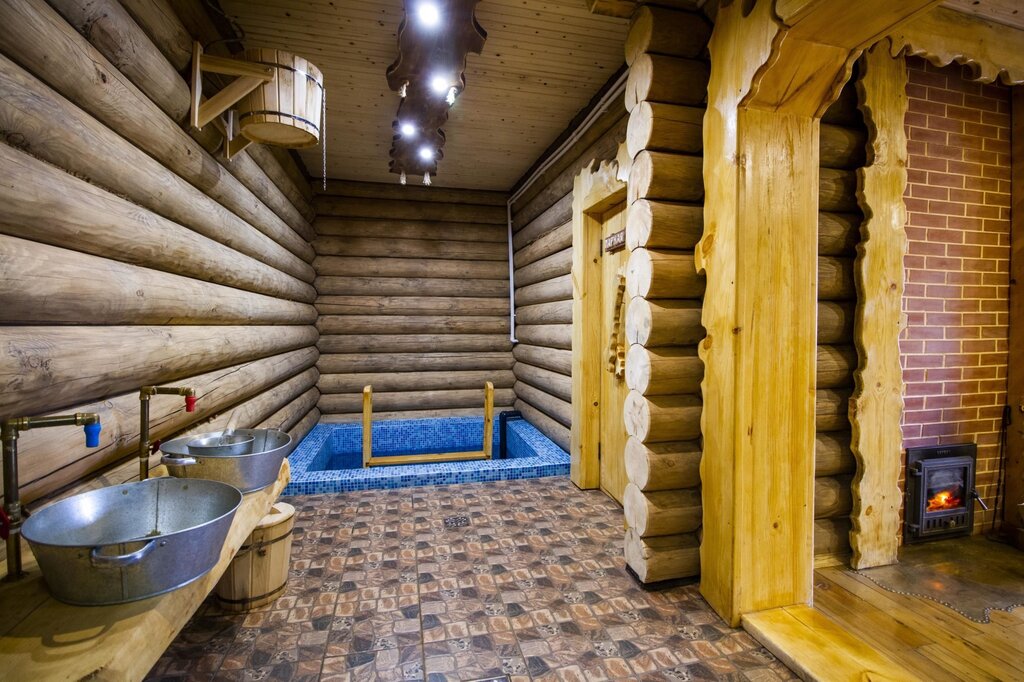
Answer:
887 6 1024 86
696 0 942 625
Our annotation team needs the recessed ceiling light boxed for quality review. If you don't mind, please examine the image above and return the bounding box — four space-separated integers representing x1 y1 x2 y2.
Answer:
400 122 416 136
419 147 434 160
430 75 449 94
417 3 441 28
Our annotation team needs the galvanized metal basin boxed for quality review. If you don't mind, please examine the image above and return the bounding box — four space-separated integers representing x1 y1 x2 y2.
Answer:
187 432 254 456
160 428 291 493
21 477 241 606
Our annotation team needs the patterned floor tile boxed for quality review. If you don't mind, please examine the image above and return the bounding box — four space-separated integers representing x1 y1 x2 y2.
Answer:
148 477 795 681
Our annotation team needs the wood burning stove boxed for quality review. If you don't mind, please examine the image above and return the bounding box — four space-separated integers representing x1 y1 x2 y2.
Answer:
904 443 987 544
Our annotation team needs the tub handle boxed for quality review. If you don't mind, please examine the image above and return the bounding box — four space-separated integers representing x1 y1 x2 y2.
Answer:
161 455 197 467
90 539 157 568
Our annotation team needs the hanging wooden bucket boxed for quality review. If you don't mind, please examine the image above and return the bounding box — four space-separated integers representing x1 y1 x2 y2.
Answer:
237 48 323 148
214 502 295 611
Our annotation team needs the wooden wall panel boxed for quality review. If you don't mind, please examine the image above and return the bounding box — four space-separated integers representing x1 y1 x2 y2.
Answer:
314 184 513 421
0 0 319 508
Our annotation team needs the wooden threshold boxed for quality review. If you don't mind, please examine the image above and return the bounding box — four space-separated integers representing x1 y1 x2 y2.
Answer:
367 451 489 467
0 460 290 681
743 604 916 681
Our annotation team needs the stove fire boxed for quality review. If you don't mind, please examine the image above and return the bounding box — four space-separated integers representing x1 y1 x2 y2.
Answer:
926 488 963 512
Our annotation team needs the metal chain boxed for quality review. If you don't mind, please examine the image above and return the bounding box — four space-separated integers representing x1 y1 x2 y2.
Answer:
321 86 327 190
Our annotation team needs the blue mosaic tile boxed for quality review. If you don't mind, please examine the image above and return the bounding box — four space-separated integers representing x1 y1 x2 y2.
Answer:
284 415 569 494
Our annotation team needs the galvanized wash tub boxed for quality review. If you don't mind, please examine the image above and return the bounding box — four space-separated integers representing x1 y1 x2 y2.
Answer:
160 428 292 494
21 477 241 606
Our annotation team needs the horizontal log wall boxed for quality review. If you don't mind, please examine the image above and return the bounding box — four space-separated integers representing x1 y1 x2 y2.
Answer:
619 6 710 584
314 182 513 421
509 69 630 454
814 80 868 560
0 0 319 508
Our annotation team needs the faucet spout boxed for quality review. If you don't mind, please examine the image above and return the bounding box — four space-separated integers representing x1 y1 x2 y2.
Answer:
139 386 197 481
2 412 101 582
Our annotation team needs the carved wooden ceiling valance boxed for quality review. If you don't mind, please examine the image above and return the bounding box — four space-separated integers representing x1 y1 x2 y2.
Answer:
386 0 487 184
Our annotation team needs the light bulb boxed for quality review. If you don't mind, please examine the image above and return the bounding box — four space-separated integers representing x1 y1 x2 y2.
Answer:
430 75 449 94
446 87 457 106
418 147 434 161
400 122 416 137
400 171 407 185
417 2 441 28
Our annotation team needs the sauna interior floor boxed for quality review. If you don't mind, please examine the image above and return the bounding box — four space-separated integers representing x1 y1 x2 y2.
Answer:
148 476 795 681
814 563 1024 681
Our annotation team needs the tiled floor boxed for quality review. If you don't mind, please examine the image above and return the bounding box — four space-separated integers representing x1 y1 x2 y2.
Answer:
148 476 795 681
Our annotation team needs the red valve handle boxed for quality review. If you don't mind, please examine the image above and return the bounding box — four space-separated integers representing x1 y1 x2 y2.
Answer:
0 507 10 541
185 395 197 413
150 439 162 455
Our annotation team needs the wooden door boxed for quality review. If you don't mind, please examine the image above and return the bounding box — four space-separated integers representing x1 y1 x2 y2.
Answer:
598 202 630 503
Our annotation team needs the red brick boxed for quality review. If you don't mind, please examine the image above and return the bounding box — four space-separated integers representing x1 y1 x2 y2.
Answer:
942 407 979 422
927 116 964 134
924 228 962 244
924 256 962 271
962 366 999 380
908 68 948 89
946 105 983 122
925 394 963 409
928 87 965 106
908 213 946 229
949 188 986 204
924 340 961 353
922 422 960 437
947 132 985 150
944 244 982 258
948 160 984 176
965 204 1002 219
925 367 962 382
944 326 980 340
909 126 948 144
925 284 962 299
907 268 946 284
912 184 949 200
926 143 965 161
944 271 983 286
927 200 966 216
963 148 999 165
943 298 980 312
962 94 999 112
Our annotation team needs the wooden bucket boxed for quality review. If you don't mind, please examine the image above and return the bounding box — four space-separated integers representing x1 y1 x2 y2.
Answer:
237 48 323 148
214 501 295 611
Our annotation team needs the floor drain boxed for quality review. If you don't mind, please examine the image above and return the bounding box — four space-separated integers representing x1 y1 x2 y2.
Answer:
444 515 470 528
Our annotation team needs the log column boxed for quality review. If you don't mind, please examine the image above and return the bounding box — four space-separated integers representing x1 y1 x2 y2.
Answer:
621 5 710 584
811 80 868 563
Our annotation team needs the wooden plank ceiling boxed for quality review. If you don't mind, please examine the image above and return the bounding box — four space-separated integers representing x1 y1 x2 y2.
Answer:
941 0 1024 30
219 0 629 190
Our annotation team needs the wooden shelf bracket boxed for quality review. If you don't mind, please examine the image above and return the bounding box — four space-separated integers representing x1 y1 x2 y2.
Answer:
189 41 273 147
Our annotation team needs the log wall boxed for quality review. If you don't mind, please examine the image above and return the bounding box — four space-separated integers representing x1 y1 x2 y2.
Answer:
620 5 710 584
0 0 319 507
508 72 630 454
313 181 514 421
814 81 868 560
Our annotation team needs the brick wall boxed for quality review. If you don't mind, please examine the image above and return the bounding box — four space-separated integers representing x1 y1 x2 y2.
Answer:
900 57 1012 532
